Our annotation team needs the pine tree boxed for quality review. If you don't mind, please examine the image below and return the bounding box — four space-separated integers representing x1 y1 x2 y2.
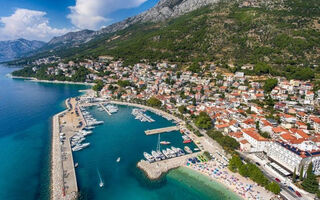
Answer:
300 166 304 181
292 167 296 183
301 163 319 194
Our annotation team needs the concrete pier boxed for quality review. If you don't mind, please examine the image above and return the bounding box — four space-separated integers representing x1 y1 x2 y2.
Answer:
144 126 179 135
137 152 202 179
99 103 111 116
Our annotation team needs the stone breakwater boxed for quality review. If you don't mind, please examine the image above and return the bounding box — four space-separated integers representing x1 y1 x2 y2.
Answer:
137 152 202 180
51 98 80 200
51 111 71 200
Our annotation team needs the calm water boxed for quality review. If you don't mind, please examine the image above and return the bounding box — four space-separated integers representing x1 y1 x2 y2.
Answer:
74 105 241 200
0 65 88 200
0 65 240 200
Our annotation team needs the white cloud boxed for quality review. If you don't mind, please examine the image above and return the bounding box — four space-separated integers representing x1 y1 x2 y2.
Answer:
67 0 147 30
0 9 71 41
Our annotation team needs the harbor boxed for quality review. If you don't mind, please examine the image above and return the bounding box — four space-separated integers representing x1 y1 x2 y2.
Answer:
50 95 246 200
144 126 179 135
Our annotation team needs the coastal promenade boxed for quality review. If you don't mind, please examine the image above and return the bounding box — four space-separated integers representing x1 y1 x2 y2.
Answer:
51 98 81 200
145 126 179 135
137 152 202 179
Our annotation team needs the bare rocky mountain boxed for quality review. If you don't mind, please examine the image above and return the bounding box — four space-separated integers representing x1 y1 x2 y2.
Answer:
0 39 45 62
47 30 96 46
47 0 219 46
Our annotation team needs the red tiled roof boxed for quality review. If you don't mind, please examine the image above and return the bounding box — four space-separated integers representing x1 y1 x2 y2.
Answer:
280 133 296 141
229 132 243 138
240 139 249 144
272 126 287 133
242 128 268 141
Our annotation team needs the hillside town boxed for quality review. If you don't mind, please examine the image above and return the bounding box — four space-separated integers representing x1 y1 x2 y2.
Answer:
26 56 320 199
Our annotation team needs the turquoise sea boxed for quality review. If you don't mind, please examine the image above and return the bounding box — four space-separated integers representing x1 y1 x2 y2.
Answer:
0 65 241 200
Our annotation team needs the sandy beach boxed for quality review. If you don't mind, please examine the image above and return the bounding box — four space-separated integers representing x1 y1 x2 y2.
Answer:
184 159 274 200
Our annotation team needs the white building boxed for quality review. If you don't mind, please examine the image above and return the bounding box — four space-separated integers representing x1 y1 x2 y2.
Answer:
266 141 320 177
241 128 269 152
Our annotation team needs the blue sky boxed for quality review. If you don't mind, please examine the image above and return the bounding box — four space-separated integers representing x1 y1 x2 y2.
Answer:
0 0 158 41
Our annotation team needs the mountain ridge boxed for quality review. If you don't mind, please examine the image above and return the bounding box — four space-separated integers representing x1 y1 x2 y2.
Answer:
45 0 219 48
0 39 45 62
8 0 320 70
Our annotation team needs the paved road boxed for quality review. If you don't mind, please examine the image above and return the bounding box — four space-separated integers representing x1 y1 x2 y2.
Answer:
186 119 304 200
237 152 302 200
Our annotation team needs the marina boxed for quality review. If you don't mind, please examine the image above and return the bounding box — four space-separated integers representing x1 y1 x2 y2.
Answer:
131 108 155 122
71 103 209 200
99 103 118 116
50 96 247 200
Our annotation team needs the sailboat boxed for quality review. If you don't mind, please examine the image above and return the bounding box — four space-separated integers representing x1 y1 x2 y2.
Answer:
97 169 104 188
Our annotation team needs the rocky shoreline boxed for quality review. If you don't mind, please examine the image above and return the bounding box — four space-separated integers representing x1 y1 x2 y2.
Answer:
9 75 94 86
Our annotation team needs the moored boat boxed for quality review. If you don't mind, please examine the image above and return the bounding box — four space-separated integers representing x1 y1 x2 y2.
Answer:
184 146 193 154
183 139 192 144
143 152 155 162
160 141 170 145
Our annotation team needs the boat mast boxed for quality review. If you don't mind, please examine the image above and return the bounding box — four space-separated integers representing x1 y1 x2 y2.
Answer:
156 134 161 152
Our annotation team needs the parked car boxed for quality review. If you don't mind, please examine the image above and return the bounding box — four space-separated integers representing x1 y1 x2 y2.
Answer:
288 186 295 192
295 191 302 197
275 178 281 183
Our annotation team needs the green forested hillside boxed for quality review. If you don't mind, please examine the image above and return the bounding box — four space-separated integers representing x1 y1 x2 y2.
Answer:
11 0 320 72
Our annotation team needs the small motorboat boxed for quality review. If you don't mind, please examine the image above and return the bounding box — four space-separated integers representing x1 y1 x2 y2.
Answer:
183 139 192 144
97 169 104 188
160 141 171 145
116 157 121 162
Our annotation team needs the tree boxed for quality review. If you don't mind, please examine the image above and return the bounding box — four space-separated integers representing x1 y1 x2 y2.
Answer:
302 163 319 193
239 164 250 177
178 105 187 114
260 132 271 139
117 80 131 87
194 112 212 129
92 80 104 92
188 62 201 73
317 190 320 198
263 78 278 93
207 130 240 151
228 155 243 172
300 166 304 181
146 97 162 107
203 151 212 160
266 182 281 194
292 167 297 183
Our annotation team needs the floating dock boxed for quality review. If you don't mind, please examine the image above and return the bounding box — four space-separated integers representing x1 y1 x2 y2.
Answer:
144 126 179 135
137 152 202 179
